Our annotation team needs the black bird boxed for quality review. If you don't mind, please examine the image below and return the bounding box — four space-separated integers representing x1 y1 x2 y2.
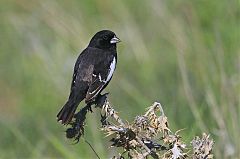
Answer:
57 30 120 124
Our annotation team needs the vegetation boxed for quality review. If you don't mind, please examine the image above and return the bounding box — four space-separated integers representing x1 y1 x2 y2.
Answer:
66 96 214 159
0 0 239 158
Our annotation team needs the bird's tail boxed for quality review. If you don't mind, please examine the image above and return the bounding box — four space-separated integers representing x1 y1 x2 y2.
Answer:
57 100 78 125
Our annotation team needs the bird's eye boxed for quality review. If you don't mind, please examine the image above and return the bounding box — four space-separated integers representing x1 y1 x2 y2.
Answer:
103 35 108 40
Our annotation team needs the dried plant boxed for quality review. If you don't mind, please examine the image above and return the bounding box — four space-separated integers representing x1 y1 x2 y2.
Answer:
191 133 214 159
65 94 214 159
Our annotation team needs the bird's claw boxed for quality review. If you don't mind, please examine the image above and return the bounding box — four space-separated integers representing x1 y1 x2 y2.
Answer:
95 93 109 108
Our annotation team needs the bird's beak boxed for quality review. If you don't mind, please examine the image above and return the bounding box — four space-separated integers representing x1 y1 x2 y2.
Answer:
110 36 121 44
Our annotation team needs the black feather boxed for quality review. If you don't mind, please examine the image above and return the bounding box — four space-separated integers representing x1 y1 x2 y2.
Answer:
56 30 120 124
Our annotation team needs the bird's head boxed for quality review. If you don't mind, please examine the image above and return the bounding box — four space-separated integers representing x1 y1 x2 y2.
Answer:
88 30 121 50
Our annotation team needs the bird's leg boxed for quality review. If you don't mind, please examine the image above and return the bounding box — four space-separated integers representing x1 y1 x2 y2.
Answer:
95 92 109 109
86 103 93 112
95 93 110 127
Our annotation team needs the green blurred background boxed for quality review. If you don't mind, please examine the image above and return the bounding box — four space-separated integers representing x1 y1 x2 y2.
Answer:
0 0 239 158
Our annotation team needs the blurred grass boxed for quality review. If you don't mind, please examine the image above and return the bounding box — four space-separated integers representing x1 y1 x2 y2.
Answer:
0 0 239 158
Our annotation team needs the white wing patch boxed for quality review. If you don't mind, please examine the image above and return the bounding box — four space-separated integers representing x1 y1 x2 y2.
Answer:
87 57 116 99
97 57 116 83
106 57 116 82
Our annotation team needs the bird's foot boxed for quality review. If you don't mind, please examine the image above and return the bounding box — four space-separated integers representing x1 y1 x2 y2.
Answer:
86 104 93 112
95 93 109 108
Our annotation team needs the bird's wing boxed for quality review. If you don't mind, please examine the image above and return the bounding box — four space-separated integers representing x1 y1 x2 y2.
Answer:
85 55 116 102
85 74 106 102
70 49 93 91
70 52 83 90
68 49 95 103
